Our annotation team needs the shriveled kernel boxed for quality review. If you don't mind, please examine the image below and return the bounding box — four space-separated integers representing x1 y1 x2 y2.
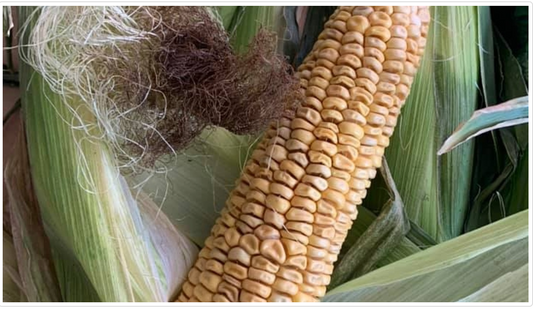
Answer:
199 271 223 293
326 85 351 101
273 278 299 296
286 208 315 223
240 214 263 229
213 237 230 253
294 183 322 201
239 234 260 255
224 261 248 280
313 225 336 239
284 255 308 270
280 160 306 180
290 196 317 213
368 11 392 27
339 121 364 139
304 96 323 111
318 27 343 41
316 58 335 70
338 133 361 148
341 31 364 45
250 178 271 194
379 71 401 84
302 174 328 192
249 267 276 285
308 234 330 249
281 238 308 256
270 183 295 200
377 81 396 94
363 56 383 73
281 230 309 245
308 151 332 168
338 54 362 70
242 202 265 218
322 189 347 209
264 209 287 230
313 127 338 144
291 118 315 131
332 65 356 79
350 6 374 15
286 221 313 236
278 267 304 284
319 121 340 132
297 107 322 126
255 224 281 240
260 239 287 264
364 46 385 62
292 129 316 145
365 26 391 41
309 76 329 90
317 48 340 63
339 43 364 57
205 259 224 275
252 255 280 274
224 227 242 248
218 281 239 301
365 36 387 51
332 153 355 172
240 291 267 302
327 177 350 194
311 64 334 80
194 284 214 302
390 25 407 38
305 85 327 101
242 279 272 299
321 109 344 123
268 291 293 302
330 76 356 88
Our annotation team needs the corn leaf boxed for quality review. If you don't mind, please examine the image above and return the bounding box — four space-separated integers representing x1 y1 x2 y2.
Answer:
323 210 528 302
19 6 196 301
466 22 529 231
385 6 479 241
458 263 529 302
438 96 528 154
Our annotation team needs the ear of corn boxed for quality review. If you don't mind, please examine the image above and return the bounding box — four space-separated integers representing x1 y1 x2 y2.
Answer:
176 6 430 302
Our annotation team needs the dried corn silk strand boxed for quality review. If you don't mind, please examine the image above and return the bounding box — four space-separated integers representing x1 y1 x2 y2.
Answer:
176 6 430 302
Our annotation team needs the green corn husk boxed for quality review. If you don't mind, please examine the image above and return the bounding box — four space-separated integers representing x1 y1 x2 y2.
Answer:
217 6 285 53
384 6 480 241
18 7 197 301
323 210 529 302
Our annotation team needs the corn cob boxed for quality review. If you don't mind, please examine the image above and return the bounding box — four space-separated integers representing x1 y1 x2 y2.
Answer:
176 6 430 302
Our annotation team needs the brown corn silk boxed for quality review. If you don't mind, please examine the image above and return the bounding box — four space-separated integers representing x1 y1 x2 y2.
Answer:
176 6 430 302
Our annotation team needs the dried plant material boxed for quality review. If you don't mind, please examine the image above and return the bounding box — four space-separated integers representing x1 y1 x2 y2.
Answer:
20 6 300 170
4 127 62 302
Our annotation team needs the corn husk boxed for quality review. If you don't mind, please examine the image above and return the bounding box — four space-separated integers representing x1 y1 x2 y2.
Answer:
384 6 480 241
18 6 197 301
